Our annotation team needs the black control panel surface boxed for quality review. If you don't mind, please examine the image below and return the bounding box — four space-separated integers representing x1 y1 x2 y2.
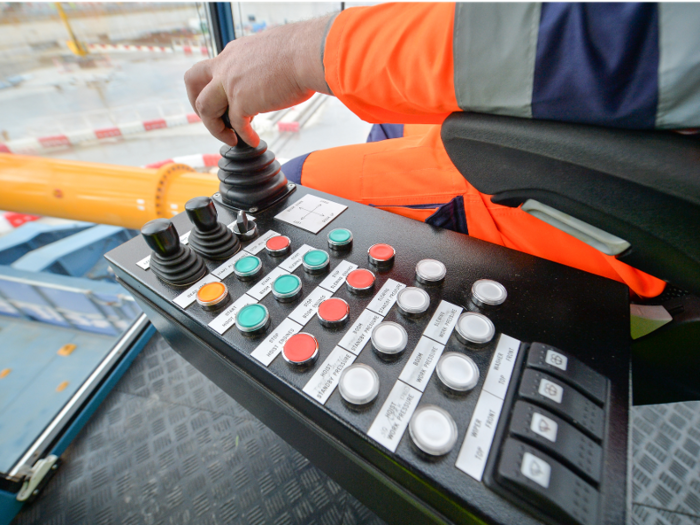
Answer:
106 186 630 525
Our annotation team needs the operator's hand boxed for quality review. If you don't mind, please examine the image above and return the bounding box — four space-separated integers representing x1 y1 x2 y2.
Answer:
185 14 334 148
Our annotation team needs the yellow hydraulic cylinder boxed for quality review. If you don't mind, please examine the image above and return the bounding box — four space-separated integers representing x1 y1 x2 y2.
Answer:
0 153 220 229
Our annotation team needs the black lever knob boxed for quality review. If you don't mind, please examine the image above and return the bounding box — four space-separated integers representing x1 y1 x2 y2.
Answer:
140 218 207 286
185 196 218 231
141 218 181 257
185 196 241 260
232 210 258 241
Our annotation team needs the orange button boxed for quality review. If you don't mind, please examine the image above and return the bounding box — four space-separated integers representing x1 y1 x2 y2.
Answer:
197 281 227 304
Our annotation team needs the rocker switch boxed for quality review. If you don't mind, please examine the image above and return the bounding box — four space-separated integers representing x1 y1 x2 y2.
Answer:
527 343 608 405
496 438 600 525
509 401 603 485
518 369 605 441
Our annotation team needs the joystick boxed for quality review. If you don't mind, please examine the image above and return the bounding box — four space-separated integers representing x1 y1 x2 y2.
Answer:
141 218 207 286
232 210 258 241
216 128 293 212
185 196 241 260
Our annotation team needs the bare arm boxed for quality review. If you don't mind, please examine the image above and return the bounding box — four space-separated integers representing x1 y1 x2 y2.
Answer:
184 14 334 148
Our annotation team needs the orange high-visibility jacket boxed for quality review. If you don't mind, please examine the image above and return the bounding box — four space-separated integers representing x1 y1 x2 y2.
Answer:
294 3 700 298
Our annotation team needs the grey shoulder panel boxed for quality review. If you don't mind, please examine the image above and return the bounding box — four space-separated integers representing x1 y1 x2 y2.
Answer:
656 4 700 129
453 3 541 119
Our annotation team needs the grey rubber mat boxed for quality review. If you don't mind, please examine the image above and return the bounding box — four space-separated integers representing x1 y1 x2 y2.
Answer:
12 331 700 525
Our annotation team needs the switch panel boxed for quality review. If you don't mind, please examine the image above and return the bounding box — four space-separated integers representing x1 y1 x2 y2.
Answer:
496 438 600 525
526 343 608 405
508 401 603 484
106 186 630 525
518 369 605 441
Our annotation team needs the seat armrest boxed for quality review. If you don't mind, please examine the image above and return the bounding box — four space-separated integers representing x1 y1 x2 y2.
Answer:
441 113 700 295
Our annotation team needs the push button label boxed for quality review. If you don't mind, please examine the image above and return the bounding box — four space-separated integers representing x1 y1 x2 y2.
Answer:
302 346 356 404
251 318 303 366
338 309 383 355
367 381 422 452
423 300 462 344
366 279 405 316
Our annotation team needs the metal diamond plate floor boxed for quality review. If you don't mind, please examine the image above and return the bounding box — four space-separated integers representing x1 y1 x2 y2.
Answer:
11 331 700 525
12 333 386 525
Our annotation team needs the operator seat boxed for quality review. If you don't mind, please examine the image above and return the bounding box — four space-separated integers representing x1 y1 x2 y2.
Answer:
440 113 700 404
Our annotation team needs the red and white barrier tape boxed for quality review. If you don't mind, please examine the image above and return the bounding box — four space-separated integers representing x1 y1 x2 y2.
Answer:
86 43 209 56
0 113 201 154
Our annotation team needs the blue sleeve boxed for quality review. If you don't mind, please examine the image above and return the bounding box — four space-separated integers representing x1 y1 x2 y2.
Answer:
532 3 659 129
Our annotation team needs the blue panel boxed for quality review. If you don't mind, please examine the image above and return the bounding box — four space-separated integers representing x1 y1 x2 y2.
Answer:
0 322 115 473
0 488 23 525
0 221 92 265
533 3 659 129
0 318 78 414
0 267 134 333
11 225 133 278
0 279 70 327
40 287 118 336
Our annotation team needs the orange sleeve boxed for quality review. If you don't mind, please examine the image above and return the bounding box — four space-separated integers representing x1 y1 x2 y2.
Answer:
323 3 459 124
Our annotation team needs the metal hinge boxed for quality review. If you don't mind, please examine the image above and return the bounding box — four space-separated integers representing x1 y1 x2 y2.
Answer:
16 455 59 502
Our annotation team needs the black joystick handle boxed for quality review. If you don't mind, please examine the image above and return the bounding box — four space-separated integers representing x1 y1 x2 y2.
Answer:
142 218 181 257
184 196 241 260
185 196 218 231
216 111 291 212
140 218 207 287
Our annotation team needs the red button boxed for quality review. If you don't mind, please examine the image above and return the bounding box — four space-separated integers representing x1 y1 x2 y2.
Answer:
346 269 376 291
266 235 290 252
318 298 349 323
368 243 395 262
283 333 319 364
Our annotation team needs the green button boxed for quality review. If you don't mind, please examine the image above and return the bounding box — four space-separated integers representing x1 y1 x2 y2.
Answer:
329 228 352 244
237 304 267 330
303 250 329 268
274 274 301 295
234 256 261 275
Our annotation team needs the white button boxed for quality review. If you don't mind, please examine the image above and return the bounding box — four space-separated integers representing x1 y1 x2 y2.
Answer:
371 321 408 355
545 350 568 371
455 312 495 345
471 279 507 306
531 412 558 443
538 378 564 404
415 259 446 283
409 405 458 456
397 287 430 315
521 452 552 489
436 352 479 392
338 364 380 405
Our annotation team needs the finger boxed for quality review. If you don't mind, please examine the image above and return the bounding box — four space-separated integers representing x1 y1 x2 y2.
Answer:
184 60 213 116
195 80 237 146
228 112 260 148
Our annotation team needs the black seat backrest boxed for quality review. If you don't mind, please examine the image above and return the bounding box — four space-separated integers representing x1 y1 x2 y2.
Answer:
441 113 700 295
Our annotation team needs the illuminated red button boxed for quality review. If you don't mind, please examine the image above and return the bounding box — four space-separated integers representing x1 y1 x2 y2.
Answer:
317 298 350 328
368 243 395 267
265 235 291 256
282 333 319 366
345 268 376 294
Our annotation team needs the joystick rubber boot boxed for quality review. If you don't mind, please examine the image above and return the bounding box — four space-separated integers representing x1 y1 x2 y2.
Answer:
141 219 207 286
217 132 290 212
185 196 240 260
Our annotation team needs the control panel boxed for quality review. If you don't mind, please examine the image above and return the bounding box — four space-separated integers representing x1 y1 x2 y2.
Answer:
106 186 630 525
